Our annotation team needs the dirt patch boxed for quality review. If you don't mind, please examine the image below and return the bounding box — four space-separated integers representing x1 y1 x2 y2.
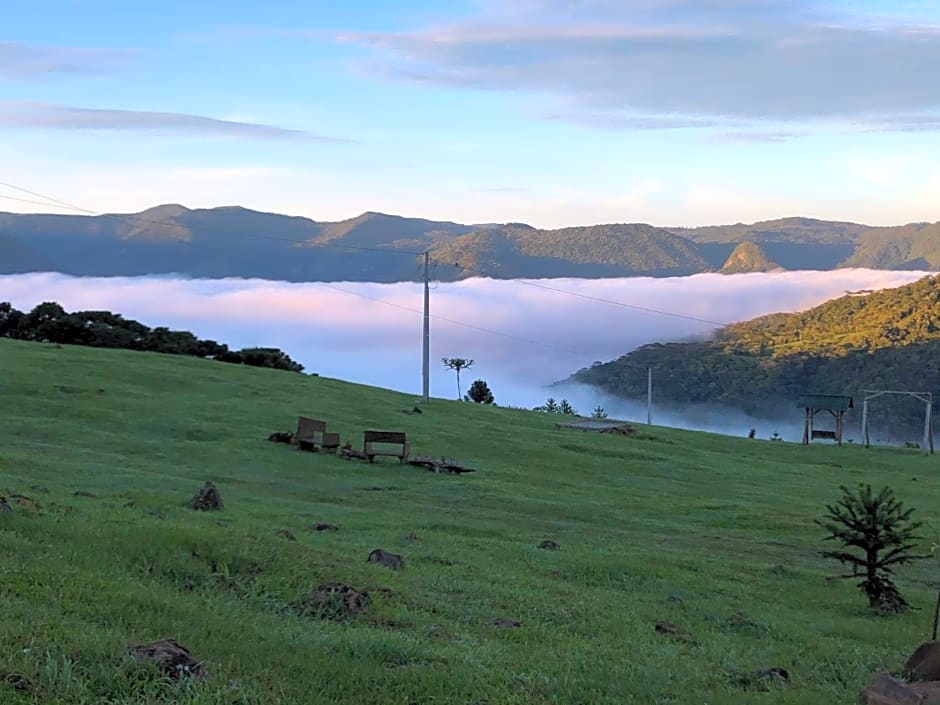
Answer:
128 639 207 680
314 523 339 532
368 548 404 570
188 482 223 511
538 539 560 551
267 431 294 444
276 529 297 541
655 622 696 644
9 494 40 509
492 618 522 629
729 667 789 691
296 582 370 621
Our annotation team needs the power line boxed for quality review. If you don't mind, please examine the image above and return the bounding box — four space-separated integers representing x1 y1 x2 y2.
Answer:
0 181 426 257
431 258 729 327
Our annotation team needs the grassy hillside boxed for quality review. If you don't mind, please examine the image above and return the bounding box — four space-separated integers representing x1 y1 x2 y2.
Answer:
1 340 939 704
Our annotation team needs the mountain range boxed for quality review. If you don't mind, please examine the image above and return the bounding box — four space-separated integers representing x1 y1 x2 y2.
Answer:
1 205 939 281
570 274 940 437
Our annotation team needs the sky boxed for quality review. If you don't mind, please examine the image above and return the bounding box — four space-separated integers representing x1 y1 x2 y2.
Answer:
0 268 928 441
1 0 939 228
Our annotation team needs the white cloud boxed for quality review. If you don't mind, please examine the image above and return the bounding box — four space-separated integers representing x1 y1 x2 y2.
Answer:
0 41 131 78
336 0 940 130
0 102 351 142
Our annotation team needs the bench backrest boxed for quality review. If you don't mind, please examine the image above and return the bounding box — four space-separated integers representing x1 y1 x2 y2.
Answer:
811 429 837 439
296 416 327 441
364 430 407 445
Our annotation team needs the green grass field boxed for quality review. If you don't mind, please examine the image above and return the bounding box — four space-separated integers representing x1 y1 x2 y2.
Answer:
1 338 938 704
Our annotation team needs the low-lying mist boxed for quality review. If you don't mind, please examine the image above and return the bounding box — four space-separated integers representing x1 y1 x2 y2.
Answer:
0 269 929 441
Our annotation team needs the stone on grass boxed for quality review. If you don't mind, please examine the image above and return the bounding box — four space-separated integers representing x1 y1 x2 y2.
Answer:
314 523 339 532
276 529 297 541
368 548 404 570
0 671 33 693
538 540 560 551
128 638 207 680
188 482 223 511
74 490 97 498
860 672 927 705
0 496 12 512
907 641 940 682
267 431 294 444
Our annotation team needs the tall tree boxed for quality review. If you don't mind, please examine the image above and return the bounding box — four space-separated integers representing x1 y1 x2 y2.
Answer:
442 357 473 400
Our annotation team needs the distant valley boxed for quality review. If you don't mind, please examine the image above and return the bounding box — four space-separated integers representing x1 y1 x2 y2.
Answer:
1 205 939 281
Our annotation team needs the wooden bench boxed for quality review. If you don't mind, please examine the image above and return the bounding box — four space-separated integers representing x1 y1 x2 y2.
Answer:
363 431 410 463
811 429 837 440
296 416 332 452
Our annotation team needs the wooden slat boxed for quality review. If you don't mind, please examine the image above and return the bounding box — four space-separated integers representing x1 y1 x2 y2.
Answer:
364 431 407 444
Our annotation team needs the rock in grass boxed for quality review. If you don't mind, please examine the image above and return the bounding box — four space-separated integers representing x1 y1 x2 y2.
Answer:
0 496 12 512
267 431 294 444
367 548 404 570
73 490 97 498
188 482 223 511
907 641 940 681
0 671 33 693
314 523 339 532
128 639 207 680
276 529 297 541
859 672 925 705
538 539 560 550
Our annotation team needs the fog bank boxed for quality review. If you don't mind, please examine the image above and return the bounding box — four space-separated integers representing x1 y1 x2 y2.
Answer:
0 269 929 439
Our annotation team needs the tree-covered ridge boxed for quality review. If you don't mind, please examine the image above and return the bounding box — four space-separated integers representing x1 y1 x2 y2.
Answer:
572 276 940 435
1 205 938 282
0 301 305 373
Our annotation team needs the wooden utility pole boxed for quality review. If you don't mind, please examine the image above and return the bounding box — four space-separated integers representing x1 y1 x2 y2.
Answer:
646 367 652 425
422 251 430 403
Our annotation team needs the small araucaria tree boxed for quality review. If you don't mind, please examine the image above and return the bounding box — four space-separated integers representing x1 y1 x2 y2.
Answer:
818 484 924 613
466 379 494 404
442 357 473 400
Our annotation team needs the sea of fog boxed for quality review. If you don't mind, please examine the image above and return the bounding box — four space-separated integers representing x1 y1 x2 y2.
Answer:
0 269 930 442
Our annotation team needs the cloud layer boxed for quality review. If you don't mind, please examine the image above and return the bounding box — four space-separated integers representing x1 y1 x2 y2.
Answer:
0 269 928 437
340 0 940 131
0 41 130 78
0 102 349 142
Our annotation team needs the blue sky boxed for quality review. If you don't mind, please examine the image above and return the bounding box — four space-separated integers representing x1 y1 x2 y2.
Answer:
1 0 939 227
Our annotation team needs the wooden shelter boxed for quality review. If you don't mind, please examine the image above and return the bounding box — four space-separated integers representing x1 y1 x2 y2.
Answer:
798 394 853 446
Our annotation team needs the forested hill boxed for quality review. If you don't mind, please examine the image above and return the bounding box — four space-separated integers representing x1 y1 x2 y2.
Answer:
571 275 940 437
0 206 938 282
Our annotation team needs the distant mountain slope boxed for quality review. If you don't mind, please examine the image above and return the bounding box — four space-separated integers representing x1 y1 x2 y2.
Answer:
433 223 710 277
0 205 937 282
571 275 940 435
720 242 781 273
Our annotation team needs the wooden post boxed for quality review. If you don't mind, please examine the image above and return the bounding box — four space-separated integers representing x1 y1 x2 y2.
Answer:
802 407 809 445
924 399 933 456
836 411 843 446
861 398 869 448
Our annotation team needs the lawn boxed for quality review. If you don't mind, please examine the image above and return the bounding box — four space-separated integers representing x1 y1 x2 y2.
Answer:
0 338 937 704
